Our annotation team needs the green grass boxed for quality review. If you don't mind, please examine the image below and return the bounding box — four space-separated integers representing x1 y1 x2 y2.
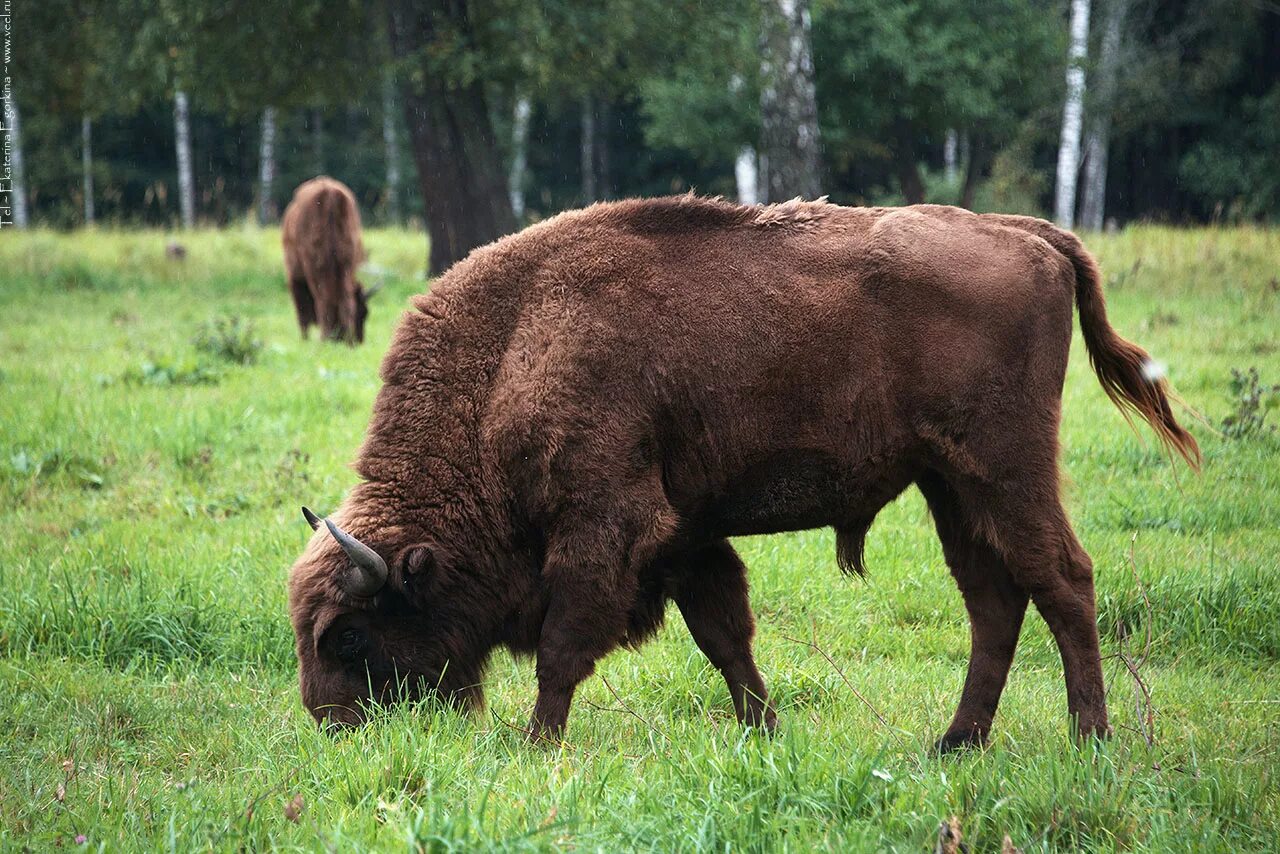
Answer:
1 223 1278 851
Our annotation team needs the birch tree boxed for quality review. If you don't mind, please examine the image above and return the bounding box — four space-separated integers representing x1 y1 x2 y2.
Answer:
3 88 28 228
736 147 760 205
944 130 958 185
383 74 403 224
1054 0 1091 228
81 116 95 225
173 89 195 228
509 96 531 220
758 0 822 201
580 95 597 203
1080 0 1130 231
257 106 277 224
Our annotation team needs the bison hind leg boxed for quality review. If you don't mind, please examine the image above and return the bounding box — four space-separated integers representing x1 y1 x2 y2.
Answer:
290 277 316 339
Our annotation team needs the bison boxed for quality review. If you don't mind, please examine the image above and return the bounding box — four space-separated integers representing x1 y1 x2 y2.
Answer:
282 177 375 344
288 196 1199 750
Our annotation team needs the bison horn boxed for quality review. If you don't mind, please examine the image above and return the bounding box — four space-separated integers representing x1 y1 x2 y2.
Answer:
364 281 383 300
300 505 388 597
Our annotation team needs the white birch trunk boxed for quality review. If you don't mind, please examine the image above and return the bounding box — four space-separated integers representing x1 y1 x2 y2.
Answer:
174 89 195 229
944 129 958 185
1054 0 1091 229
580 95 596 203
383 75 402 224
257 106 277 225
4 85 29 228
82 115 95 226
735 146 760 206
1080 0 1129 232
758 0 822 202
508 96 531 220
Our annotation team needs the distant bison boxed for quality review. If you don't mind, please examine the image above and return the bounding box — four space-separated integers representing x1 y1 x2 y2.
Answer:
282 177 374 344
288 196 1199 750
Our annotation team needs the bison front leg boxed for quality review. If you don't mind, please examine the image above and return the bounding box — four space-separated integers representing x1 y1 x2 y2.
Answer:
673 540 776 731
529 522 636 743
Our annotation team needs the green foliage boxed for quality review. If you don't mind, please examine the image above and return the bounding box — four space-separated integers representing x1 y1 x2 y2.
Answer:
1221 367 1280 439
1 227 1279 849
122 355 223 387
634 0 759 166
812 0 1062 198
194 316 263 366
1179 86 1280 221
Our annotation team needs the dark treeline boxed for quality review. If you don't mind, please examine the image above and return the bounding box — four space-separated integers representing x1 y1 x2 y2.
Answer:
7 0 1278 268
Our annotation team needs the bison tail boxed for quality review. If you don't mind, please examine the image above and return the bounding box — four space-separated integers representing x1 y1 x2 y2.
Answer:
1052 229 1201 470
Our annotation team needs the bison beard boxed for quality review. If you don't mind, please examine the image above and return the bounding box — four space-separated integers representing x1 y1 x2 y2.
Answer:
282 177 374 345
287 196 1199 750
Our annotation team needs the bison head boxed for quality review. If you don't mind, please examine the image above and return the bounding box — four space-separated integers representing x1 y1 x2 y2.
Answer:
352 280 380 345
288 505 487 727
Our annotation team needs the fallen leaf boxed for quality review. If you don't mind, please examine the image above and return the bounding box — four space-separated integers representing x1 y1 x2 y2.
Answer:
284 793 304 823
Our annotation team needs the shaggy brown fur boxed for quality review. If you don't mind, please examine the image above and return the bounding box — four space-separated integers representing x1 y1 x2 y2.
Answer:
282 177 370 344
287 195 1199 749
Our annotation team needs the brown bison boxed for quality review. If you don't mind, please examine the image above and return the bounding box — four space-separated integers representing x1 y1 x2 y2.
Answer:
288 196 1198 750
282 177 374 344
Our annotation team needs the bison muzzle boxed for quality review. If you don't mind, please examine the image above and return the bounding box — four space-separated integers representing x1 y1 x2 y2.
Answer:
287 196 1199 750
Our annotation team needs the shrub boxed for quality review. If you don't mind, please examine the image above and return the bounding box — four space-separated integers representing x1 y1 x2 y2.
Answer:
194 316 263 365
1221 367 1280 439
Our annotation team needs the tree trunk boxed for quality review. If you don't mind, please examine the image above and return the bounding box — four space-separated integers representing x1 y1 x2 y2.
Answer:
3 86 28 228
944 129 958 185
735 146 760 205
580 95 597 204
386 0 517 275
258 106 277 225
383 74 403 225
758 0 823 202
311 109 324 176
1080 0 1130 231
82 115 95 226
1054 0 1091 229
959 135 990 210
174 88 195 228
509 96 531 221
892 120 925 204
596 100 611 200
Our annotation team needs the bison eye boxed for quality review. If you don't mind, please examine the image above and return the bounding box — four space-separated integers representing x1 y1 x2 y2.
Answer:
336 628 367 664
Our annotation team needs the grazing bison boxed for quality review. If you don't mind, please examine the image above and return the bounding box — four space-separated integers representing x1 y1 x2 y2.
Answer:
288 196 1199 749
282 177 374 344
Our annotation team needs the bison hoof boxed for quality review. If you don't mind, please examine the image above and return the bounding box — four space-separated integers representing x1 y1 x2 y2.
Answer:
525 719 566 747
932 729 988 755
1071 719 1113 745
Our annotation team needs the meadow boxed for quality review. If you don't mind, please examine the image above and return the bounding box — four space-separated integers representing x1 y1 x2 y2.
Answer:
0 223 1277 851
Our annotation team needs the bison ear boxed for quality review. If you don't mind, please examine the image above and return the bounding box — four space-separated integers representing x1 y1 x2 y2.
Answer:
397 542 450 598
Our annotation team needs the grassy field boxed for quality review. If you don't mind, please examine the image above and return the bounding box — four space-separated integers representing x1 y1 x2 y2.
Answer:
1 223 1277 852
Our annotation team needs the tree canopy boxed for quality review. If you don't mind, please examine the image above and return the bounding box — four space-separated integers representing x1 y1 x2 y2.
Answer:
9 0 1277 231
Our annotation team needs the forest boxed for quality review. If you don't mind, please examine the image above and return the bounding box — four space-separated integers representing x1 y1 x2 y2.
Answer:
6 0 1279 267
